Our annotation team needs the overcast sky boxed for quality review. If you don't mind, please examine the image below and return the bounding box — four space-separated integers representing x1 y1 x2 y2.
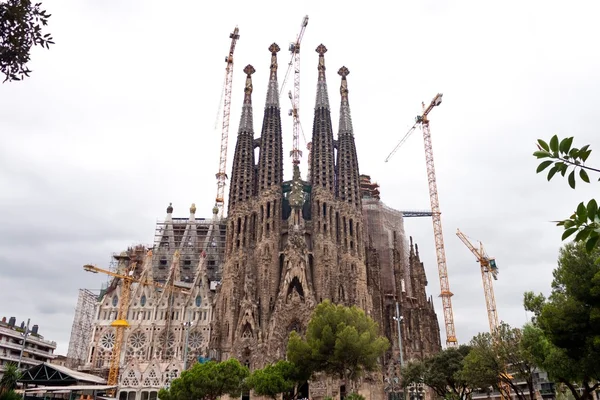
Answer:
1 0 599 355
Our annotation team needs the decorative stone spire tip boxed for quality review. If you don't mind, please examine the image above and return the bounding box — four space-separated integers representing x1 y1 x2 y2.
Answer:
167 202 173 214
338 66 350 78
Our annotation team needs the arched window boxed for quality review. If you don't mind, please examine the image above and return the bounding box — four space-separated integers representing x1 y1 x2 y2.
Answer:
140 295 147 307
112 296 118 307
195 295 202 307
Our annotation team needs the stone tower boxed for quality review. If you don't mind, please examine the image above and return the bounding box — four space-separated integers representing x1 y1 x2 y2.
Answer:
210 44 373 368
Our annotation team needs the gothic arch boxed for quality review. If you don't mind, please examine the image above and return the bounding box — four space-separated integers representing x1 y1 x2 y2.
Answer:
286 276 305 302
241 322 253 338
119 362 142 387
141 362 162 388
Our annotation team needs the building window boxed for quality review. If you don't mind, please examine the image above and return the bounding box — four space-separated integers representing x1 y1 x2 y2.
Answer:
195 296 202 307
141 295 147 307
112 296 119 307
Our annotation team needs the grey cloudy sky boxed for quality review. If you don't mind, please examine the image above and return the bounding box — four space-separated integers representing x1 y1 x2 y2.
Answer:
1 0 599 354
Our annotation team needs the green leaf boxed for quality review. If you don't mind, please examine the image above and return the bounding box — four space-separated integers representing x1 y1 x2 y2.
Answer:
550 135 559 152
547 166 559 181
580 169 590 183
577 202 588 222
562 227 578 240
586 235 600 252
537 161 553 173
559 137 574 154
558 163 568 177
582 150 592 162
537 139 550 152
588 199 598 221
533 151 551 159
562 219 574 228
574 228 590 242
569 148 579 158
568 170 576 188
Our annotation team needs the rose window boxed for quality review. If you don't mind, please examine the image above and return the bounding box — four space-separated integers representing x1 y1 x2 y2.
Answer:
159 331 176 348
129 331 146 349
188 332 203 349
101 332 115 349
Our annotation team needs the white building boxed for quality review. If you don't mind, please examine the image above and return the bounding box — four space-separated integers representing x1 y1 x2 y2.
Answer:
0 317 57 379
79 204 225 400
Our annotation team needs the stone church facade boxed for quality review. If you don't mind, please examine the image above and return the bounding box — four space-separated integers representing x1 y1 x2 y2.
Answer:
78 41 441 400
209 42 442 398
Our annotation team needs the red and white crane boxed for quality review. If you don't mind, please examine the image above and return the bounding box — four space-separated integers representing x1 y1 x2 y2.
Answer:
214 27 240 219
280 16 309 167
385 94 458 347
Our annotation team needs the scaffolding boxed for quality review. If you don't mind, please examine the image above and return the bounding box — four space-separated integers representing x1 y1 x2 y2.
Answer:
153 217 227 285
66 289 97 368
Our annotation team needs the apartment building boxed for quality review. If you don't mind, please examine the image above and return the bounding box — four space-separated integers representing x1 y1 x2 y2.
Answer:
0 316 57 378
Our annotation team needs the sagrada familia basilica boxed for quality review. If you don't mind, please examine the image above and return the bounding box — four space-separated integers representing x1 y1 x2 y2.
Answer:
73 43 442 400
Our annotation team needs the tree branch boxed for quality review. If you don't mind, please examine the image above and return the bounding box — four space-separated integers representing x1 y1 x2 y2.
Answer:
558 156 600 173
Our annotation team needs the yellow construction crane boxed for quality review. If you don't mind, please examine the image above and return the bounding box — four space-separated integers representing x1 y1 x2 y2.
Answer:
83 250 190 392
455 229 511 400
385 93 458 347
455 229 499 334
214 27 240 219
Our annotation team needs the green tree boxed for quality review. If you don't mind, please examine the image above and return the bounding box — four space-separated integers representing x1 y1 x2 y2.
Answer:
157 358 249 400
0 0 54 82
461 323 537 400
523 241 600 400
0 363 21 394
286 300 389 390
534 135 600 251
401 345 473 400
0 390 22 400
246 360 304 399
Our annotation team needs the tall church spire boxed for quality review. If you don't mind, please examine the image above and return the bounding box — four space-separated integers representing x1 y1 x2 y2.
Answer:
310 44 335 192
258 43 284 192
228 65 256 211
336 66 361 207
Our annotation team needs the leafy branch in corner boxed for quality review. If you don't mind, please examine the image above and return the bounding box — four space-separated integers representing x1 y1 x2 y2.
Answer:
533 135 600 252
534 135 599 188
0 0 54 82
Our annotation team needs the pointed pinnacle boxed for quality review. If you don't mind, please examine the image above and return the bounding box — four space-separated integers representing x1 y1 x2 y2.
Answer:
316 44 328 55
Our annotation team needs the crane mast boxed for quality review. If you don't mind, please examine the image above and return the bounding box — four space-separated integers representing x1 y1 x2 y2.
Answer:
385 93 458 347
455 229 500 334
214 27 240 219
420 94 457 346
280 16 308 166
455 229 510 400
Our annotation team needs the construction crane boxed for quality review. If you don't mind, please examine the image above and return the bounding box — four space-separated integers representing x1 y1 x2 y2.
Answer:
214 27 240 219
83 250 190 392
385 93 458 347
455 229 499 333
280 16 309 167
455 229 511 400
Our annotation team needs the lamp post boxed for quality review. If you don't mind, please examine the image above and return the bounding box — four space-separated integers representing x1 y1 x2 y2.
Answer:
17 319 30 370
393 302 404 367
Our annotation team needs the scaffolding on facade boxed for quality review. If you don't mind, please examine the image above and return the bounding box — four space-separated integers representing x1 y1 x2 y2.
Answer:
153 217 227 285
66 288 98 369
